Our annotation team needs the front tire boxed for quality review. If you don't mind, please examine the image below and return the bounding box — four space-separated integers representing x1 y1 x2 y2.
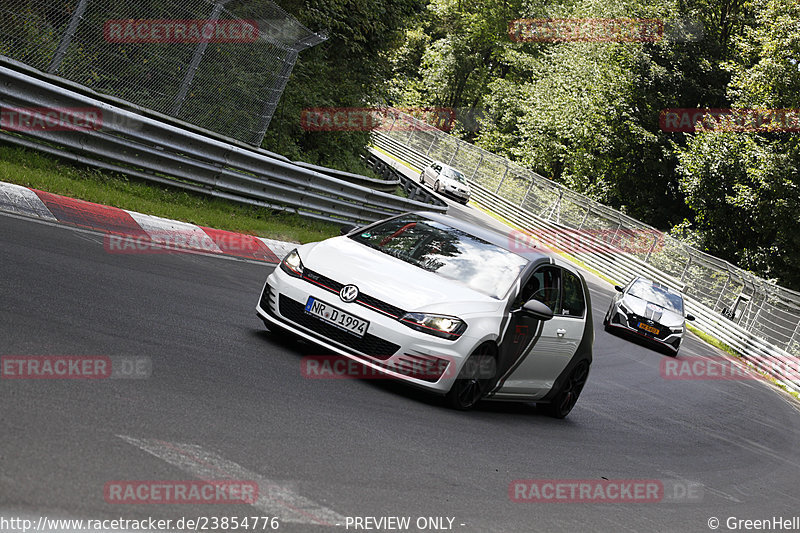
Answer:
541 360 589 419
434 180 441 193
445 343 496 410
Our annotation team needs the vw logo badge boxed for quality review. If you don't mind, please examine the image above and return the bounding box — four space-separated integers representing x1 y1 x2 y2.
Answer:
339 284 359 303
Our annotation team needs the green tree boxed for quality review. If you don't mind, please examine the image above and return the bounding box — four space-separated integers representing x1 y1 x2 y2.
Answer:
262 0 425 170
674 0 800 288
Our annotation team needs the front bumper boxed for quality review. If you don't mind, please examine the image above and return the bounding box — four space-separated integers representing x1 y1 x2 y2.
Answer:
256 268 478 393
444 186 470 202
607 305 682 352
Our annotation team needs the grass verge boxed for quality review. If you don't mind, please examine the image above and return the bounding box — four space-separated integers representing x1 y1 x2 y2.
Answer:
0 144 340 243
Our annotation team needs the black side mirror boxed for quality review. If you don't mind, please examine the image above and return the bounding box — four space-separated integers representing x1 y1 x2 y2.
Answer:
614 285 624 293
340 225 357 235
520 299 554 321
686 314 696 321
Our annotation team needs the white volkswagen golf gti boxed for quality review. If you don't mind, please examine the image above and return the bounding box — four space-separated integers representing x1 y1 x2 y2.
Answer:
256 212 593 418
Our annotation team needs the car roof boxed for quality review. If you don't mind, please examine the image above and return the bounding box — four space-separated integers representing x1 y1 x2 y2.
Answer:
412 211 552 263
630 276 684 296
432 161 459 171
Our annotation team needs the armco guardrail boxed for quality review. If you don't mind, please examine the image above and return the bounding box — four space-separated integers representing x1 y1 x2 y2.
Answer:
373 125 800 393
292 160 399 194
0 66 447 225
364 154 444 206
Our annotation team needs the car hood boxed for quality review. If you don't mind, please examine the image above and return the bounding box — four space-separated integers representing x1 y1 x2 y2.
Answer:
441 176 471 191
299 237 502 315
621 295 684 327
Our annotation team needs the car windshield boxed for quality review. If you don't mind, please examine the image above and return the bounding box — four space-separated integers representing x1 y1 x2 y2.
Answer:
349 215 527 299
442 168 467 183
627 279 684 314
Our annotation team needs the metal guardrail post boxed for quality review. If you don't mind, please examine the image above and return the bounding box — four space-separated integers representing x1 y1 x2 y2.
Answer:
47 0 90 74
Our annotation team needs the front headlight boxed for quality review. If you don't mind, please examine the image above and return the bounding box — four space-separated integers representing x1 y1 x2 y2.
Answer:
400 312 467 340
280 249 304 278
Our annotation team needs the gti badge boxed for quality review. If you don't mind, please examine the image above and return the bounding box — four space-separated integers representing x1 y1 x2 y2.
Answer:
339 284 359 303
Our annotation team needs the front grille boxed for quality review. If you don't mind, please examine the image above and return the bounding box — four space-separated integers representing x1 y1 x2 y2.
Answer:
278 294 400 359
302 269 406 319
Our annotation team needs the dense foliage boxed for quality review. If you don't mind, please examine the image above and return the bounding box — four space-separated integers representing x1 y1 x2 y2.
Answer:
271 0 799 288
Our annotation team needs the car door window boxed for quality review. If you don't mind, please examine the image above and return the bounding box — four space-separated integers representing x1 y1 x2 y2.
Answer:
560 270 586 318
520 266 561 312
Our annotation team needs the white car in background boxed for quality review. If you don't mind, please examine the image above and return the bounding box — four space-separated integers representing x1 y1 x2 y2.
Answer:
256 212 593 418
420 161 471 205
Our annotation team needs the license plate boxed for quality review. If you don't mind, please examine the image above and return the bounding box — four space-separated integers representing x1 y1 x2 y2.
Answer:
638 322 660 335
305 297 368 337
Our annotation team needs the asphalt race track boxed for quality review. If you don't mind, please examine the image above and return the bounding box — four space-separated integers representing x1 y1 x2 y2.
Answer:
3 204 800 533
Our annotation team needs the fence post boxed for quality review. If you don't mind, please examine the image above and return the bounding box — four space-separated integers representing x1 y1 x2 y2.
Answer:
578 205 591 230
788 321 800 353
495 165 509 194
714 273 733 311
470 153 484 180
406 122 416 144
448 142 460 166
426 135 436 155
47 0 90 74
750 283 769 333
249 47 299 145
171 0 231 115
521 179 534 208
